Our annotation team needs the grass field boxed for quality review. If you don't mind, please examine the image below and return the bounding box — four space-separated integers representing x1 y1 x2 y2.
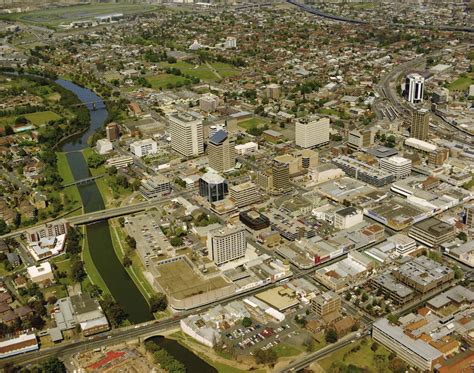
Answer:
158 61 239 82
237 118 267 130
273 343 303 358
110 221 155 302
56 152 82 210
82 227 112 297
147 74 190 89
318 338 391 372
24 111 61 126
1 3 159 27
448 75 474 91
153 257 229 300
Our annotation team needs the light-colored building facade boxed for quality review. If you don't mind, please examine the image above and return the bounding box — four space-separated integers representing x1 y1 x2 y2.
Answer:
230 181 259 208
130 138 157 157
168 111 204 157
207 226 247 265
311 291 341 317
348 129 374 150
295 116 330 149
405 73 424 104
379 156 412 180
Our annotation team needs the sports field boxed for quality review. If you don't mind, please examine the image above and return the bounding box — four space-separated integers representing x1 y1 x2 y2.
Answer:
158 61 239 82
24 111 61 125
154 257 229 300
1 4 159 27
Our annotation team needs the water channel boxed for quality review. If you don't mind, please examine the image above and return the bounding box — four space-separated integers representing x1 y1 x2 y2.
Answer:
147 336 217 373
56 79 152 324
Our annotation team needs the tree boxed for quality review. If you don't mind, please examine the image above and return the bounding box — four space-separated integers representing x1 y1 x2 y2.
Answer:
36 358 67 373
371 341 379 352
71 260 86 283
254 348 277 365
29 314 45 330
241 317 252 328
325 328 338 343
107 166 118 176
389 357 408 373
170 236 183 247
122 255 132 267
0 219 9 235
457 232 467 242
387 313 399 325
361 292 368 302
101 295 127 327
125 235 136 249
149 293 168 313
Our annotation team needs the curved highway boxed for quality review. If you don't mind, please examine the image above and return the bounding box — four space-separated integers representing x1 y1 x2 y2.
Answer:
287 0 474 33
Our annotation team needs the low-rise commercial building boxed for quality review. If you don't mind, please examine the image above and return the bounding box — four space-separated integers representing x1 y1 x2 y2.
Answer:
230 181 259 208
333 207 363 230
332 156 395 187
379 156 412 179
130 138 157 157
370 273 414 305
393 256 454 294
139 175 171 199
96 139 113 155
409 217 455 248
311 291 341 318
27 262 54 286
239 209 270 231
0 333 38 359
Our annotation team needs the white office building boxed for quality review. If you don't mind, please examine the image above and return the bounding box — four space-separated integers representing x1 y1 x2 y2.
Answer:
168 111 204 157
405 73 424 104
379 156 412 180
225 36 237 49
96 139 113 155
334 207 363 229
130 139 157 157
387 234 417 256
207 226 247 266
295 116 330 149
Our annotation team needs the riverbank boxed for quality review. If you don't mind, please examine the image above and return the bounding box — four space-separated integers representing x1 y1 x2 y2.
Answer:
167 330 267 373
57 78 152 324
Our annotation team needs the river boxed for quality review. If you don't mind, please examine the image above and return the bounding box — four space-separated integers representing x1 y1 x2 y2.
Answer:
147 336 217 373
56 79 152 324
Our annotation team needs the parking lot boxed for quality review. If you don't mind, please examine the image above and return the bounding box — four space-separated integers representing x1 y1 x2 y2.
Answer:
221 321 299 356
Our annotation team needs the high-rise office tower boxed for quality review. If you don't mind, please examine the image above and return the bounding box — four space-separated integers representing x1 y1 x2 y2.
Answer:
207 226 247 265
106 122 120 141
411 108 429 140
295 116 330 148
405 73 424 104
272 160 291 191
208 130 235 172
168 111 204 157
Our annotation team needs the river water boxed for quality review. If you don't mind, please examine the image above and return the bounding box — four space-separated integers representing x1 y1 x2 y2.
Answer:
147 336 217 373
56 79 152 324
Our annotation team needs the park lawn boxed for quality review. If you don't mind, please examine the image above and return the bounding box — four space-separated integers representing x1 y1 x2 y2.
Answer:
82 227 112 297
42 284 68 300
46 92 61 102
273 343 304 358
318 338 391 372
158 61 218 82
103 72 121 82
24 111 61 126
210 62 240 78
318 108 340 116
0 262 11 276
110 221 155 302
448 75 474 91
0 116 15 128
56 152 75 185
147 74 190 89
237 118 267 130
